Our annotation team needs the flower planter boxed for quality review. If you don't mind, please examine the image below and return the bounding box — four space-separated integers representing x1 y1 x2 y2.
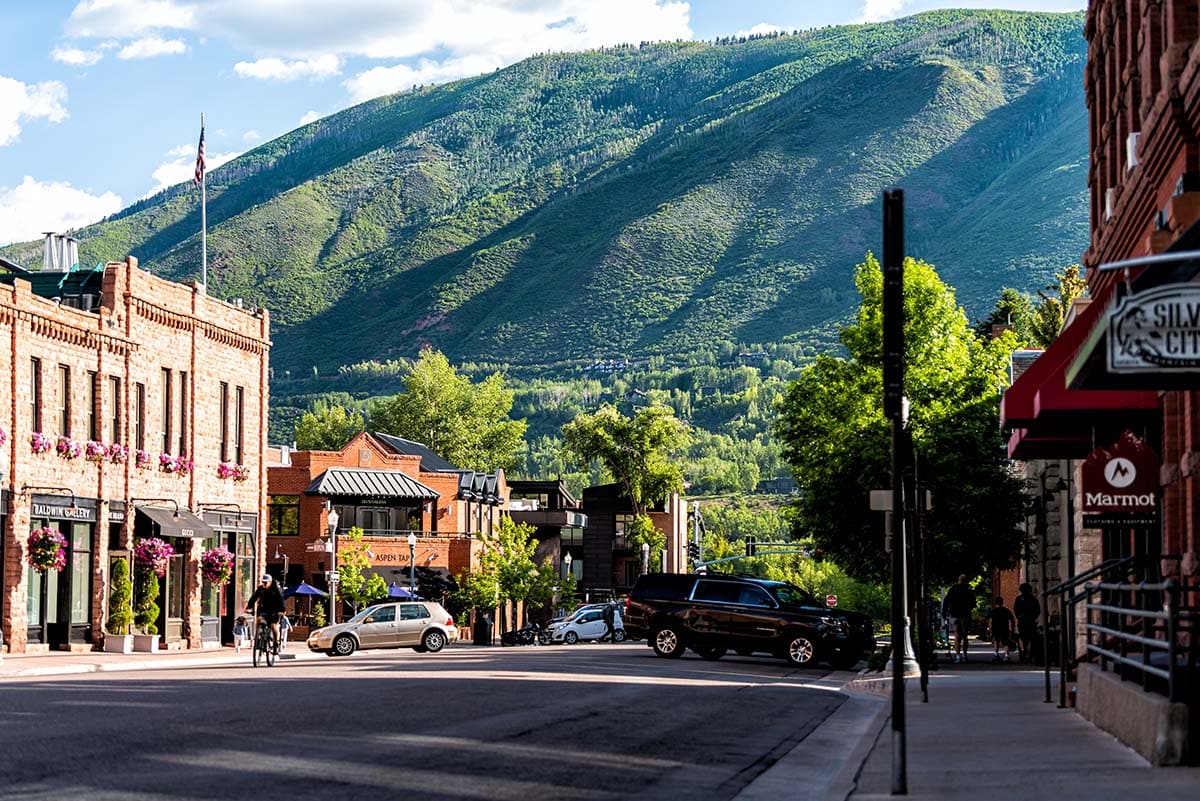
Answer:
132 634 160 653
103 634 134 654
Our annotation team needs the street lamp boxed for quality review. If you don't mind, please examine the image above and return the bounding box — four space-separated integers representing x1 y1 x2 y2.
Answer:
641 542 650 575
327 508 339 624
407 532 417 592
273 545 290 589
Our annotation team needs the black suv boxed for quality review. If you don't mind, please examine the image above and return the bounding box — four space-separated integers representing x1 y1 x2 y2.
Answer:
625 573 875 669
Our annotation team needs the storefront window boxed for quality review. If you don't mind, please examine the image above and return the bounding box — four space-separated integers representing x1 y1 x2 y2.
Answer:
269 496 300 537
27 569 43 626
167 553 185 620
236 532 255 615
200 535 220 617
70 523 92 625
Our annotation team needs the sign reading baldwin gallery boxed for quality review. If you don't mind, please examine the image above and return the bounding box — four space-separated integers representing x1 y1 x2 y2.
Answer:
1109 283 1200 372
1080 430 1158 526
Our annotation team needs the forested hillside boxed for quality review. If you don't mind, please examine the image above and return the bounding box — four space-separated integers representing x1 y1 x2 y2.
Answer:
2 9 1088 378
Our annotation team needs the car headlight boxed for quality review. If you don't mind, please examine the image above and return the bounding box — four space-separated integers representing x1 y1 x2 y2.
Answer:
820 616 849 632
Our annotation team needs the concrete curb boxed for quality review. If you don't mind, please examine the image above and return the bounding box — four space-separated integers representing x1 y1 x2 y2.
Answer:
732 670 889 801
2 650 330 678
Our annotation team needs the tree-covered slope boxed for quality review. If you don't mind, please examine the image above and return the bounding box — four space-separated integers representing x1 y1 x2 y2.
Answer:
2 9 1088 373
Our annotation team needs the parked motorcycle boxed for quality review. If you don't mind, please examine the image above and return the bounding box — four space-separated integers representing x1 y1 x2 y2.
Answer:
500 621 552 646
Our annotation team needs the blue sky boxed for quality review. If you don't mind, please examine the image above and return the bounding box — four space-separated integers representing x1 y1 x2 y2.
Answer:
0 1 1084 247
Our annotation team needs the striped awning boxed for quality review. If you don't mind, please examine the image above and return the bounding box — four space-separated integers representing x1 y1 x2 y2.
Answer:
304 468 440 500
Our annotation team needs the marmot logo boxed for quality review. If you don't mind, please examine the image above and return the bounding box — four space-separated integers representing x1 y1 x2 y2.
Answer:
1104 457 1136 488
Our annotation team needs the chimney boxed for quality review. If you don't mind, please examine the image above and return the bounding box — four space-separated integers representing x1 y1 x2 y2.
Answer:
41 233 80 272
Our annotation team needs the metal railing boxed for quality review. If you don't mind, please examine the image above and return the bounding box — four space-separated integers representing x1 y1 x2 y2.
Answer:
342 528 475 540
1084 578 1196 703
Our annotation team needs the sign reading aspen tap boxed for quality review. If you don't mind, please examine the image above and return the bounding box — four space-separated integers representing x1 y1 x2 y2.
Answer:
1080 430 1159 526
1109 283 1200 372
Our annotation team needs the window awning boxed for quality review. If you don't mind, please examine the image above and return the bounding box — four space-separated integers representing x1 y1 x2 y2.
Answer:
136 506 215 539
305 467 439 500
1001 289 1157 460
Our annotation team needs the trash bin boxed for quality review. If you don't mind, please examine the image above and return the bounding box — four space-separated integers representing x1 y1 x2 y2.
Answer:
473 613 493 646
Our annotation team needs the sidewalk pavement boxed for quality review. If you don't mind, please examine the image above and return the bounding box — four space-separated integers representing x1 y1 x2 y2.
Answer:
0 643 328 678
738 639 1200 801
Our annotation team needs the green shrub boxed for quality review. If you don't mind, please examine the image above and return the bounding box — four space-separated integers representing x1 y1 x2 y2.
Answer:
106 558 134 636
134 568 160 635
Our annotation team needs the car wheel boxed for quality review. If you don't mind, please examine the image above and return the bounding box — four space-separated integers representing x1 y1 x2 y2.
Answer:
332 634 357 657
735 647 754 657
537 631 552 645
423 630 447 653
564 631 579 645
652 626 685 658
693 645 727 661
828 649 862 670
612 629 627 643
412 645 428 653
785 634 817 667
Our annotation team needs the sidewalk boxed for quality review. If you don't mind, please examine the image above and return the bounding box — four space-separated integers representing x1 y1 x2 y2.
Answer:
0 644 327 678
738 639 1199 801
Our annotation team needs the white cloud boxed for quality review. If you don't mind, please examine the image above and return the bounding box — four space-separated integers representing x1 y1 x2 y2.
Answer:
858 0 906 23
0 76 68 147
118 36 188 59
242 129 262 142
298 109 321 125
233 55 340 81
66 0 195 38
345 54 504 102
145 143 240 197
736 23 789 38
0 176 122 247
51 46 103 67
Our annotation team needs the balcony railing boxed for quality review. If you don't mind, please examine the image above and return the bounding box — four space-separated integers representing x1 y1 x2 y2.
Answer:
336 528 475 540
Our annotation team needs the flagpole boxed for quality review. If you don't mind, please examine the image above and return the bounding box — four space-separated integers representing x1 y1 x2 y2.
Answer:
200 112 207 288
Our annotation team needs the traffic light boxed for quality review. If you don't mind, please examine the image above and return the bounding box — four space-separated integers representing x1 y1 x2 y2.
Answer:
687 542 700 561
745 536 756 557
812 548 823 562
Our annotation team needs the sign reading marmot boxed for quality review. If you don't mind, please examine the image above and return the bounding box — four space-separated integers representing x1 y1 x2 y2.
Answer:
1109 283 1200 372
1080 430 1158 519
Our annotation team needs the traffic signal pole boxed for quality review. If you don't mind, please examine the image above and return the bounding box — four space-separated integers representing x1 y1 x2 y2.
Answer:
883 188 908 796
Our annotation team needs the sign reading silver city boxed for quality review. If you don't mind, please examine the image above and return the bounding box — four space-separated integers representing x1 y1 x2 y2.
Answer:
1109 283 1200 372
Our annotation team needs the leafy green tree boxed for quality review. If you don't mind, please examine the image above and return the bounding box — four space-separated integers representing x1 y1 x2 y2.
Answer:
975 287 1036 344
561 403 690 568
776 254 1026 586
1029 264 1087 347
480 516 546 631
334 527 382 615
370 348 527 471
294 404 365 451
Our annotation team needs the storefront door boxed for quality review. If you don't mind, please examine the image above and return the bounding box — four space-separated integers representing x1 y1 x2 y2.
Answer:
160 547 186 642
199 534 222 643
26 519 93 647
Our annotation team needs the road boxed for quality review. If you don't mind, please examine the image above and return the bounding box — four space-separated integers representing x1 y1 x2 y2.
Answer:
0 643 847 801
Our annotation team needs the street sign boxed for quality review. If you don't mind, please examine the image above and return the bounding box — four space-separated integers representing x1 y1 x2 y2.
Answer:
826 594 838 607
326 570 340 585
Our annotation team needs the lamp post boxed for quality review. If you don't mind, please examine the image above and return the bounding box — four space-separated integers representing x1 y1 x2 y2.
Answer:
273 545 290 589
407 532 417 592
641 542 650 575
327 508 339 624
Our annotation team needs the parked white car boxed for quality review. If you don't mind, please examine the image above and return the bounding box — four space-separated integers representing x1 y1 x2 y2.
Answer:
550 605 625 644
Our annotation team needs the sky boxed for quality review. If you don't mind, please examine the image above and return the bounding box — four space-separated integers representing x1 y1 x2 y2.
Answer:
0 0 1085 248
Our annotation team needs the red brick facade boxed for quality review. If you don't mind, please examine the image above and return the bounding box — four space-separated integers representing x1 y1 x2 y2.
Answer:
1085 1 1200 575
1 257 269 653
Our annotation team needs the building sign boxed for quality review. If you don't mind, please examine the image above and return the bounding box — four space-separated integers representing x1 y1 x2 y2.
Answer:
31 501 97 523
1109 283 1200 372
1080 431 1158 525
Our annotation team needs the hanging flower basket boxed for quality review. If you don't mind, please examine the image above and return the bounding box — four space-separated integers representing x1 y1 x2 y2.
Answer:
177 456 194 475
0 425 7 447
201 546 235 585
217 462 250 483
56 436 82 460
160 453 194 475
134 449 153 470
27 527 68 572
133 537 174 577
108 443 130 464
85 440 107 462
30 431 53 454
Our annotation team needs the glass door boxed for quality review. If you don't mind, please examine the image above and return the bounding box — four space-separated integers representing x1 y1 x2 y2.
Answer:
200 534 222 642
68 523 93 643
162 547 186 642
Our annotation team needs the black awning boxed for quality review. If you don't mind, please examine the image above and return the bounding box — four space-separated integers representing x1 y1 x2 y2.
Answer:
136 506 216 539
304 467 439 500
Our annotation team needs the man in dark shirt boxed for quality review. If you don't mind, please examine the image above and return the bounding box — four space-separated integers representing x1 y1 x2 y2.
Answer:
246 574 286 652
942 575 975 663
987 597 1016 663
1012 582 1040 663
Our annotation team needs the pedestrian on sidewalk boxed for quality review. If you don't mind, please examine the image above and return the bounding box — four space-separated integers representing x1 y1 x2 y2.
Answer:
1012 582 1040 663
602 601 617 642
279 613 293 651
233 616 250 654
987 596 1016 663
942 574 975 663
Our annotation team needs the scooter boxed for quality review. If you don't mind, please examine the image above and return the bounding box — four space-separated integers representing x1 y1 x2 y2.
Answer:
500 621 552 646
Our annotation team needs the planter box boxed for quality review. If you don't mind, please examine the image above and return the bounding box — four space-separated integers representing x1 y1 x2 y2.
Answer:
132 634 160 653
103 634 134 654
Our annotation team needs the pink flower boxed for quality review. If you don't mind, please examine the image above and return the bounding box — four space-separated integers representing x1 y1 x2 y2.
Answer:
133 537 174 577
27 527 68 572
56 436 82 460
201 547 235 584
108 443 129 464
134 449 153 469
30 432 53 454
85 440 107 462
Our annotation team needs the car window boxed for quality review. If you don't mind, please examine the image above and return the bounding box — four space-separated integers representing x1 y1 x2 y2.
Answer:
737 586 775 607
692 581 742 604
579 611 602 623
368 605 396 623
400 604 431 620
772 584 819 608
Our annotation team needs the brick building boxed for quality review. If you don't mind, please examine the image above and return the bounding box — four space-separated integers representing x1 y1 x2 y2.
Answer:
1002 2 1200 763
578 484 688 599
1 253 269 653
266 432 507 621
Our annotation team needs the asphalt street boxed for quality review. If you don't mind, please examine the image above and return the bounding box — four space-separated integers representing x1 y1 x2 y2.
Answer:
0 643 845 801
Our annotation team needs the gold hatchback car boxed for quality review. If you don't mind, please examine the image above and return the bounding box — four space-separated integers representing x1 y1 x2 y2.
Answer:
308 601 458 657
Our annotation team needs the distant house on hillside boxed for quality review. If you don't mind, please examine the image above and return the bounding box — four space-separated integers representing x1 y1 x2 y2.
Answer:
756 475 799 495
584 359 631 374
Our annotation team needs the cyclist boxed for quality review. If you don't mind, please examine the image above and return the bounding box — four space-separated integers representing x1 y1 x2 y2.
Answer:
245 574 285 653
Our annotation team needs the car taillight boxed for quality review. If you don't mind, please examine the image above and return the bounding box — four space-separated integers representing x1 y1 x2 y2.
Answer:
624 597 630 615
446 617 455 626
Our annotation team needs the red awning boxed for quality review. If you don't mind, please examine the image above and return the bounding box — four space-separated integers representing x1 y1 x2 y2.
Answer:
1001 288 1158 459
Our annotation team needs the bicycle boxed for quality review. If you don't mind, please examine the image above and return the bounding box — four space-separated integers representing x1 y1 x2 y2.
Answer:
252 615 278 667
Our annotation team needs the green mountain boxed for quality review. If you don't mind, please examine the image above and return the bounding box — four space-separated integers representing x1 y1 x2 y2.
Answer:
2 9 1088 375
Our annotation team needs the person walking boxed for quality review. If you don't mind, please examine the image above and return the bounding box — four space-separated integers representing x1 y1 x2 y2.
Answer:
987 596 1016 663
602 601 617 643
279 613 294 651
1012 582 1040 663
941 574 975 663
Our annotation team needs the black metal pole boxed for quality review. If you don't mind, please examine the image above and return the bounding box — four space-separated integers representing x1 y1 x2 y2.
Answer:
883 188 907 796
1039 474 1051 703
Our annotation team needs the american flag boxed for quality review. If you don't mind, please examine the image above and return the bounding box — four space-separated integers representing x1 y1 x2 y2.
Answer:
193 125 206 186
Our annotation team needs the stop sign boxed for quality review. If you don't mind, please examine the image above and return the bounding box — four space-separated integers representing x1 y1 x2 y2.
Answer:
826 594 838 607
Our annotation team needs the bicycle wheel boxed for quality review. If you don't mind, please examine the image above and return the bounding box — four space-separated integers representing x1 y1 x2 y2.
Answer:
265 629 277 667
252 631 263 667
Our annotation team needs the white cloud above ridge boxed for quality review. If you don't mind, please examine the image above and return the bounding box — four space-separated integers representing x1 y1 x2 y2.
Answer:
298 110 321 125
0 176 122 247
233 55 340 81
118 36 188 59
145 143 240 197
51 46 102 66
0 76 69 148
735 23 789 37
858 0 906 23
